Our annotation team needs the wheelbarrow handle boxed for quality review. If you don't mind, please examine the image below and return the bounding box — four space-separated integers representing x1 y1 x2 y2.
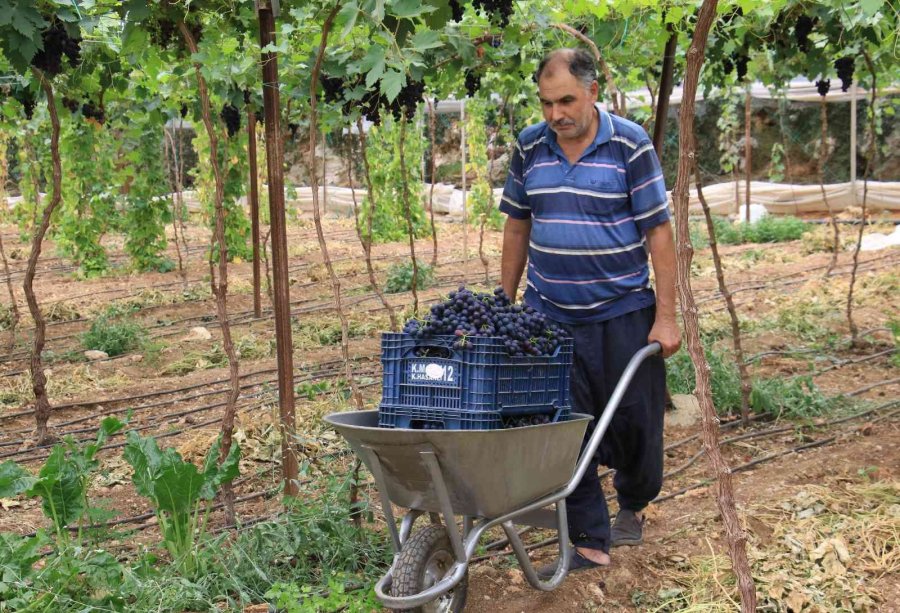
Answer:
566 342 662 494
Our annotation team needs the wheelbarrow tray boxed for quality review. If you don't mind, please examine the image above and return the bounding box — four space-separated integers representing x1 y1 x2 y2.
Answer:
325 410 591 518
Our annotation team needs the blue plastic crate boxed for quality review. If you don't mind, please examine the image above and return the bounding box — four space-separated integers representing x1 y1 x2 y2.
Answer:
378 332 573 430
379 403 571 430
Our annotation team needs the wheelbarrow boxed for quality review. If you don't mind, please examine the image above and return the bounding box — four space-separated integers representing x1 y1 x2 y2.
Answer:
324 343 661 611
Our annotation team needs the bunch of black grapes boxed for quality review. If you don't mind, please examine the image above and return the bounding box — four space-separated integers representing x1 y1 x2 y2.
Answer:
14 88 36 120
389 79 425 121
320 75 345 104
834 57 854 92
402 286 566 357
464 71 482 97
472 0 515 28
734 53 749 81
449 0 465 21
32 17 82 76
794 15 815 53
816 79 830 97
220 104 241 137
82 101 105 123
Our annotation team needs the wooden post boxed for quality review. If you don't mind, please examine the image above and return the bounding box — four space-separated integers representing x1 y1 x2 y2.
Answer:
460 99 468 282
248 101 262 318
257 3 298 498
850 81 858 206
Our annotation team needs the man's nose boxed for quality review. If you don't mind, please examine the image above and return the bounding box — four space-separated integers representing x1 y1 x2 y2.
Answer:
549 104 561 123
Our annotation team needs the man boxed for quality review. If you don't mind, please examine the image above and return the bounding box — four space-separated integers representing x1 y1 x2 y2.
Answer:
499 48 681 573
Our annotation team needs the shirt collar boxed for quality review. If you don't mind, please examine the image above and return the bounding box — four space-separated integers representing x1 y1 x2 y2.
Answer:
544 104 612 160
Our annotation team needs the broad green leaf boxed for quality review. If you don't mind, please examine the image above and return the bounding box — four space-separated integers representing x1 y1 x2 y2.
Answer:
7 2 44 37
153 462 203 515
381 68 405 102
390 0 436 19
29 449 84 529
409 30 442 51
200 440 241 500
123 431 163 498
859 0 883 17
338 1 360 43
0 461 35 498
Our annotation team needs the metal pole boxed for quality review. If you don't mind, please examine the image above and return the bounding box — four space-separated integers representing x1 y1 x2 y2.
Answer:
850 81 857 206
744 87 752 222
257 3 298 498
460 99 467 282
247 102 262 318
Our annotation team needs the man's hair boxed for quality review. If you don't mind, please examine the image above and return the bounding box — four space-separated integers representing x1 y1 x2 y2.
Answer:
534 49 597 89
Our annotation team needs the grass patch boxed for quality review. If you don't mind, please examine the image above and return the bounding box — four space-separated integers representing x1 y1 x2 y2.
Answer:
666 347 847 420
292 317 378 349
693 215 809 247
161 344 229 375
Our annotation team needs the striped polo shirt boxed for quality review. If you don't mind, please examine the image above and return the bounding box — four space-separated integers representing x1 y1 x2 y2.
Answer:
499 107 670 324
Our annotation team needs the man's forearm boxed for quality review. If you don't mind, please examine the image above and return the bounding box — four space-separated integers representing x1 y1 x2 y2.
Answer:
646 222 677 322
501 218 531 301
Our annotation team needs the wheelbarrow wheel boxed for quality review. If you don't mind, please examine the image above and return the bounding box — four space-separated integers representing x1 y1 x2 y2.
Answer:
390 524 468 613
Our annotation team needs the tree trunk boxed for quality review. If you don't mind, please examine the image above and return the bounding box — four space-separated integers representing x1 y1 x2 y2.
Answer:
847 55 876 347
179 22 241 526
347 119 398 331
308 5 364 411
248 101 262 318
26 69 63 445
818 97 839 275
695 164 752 425
670 3 758 610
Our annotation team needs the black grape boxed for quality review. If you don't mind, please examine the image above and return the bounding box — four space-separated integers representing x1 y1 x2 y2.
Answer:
472 0 515 28
449 0 464 22
734 53 749 81
815 79 830 97
389 79 424 121
81 101 105 123
794 15 815 53
722 57 734 76
62 97 80 113
32 17 82 76
220 103 241 137
15 88 36 120
180 104 188 118
835 57 854 92
464 71 481 97
402 285 566 357
320 75 345 104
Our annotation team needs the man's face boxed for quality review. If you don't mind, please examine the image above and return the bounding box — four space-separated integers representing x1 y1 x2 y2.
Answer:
538 64 598 144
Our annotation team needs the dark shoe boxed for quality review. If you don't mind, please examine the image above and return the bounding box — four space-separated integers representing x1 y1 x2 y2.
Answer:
535 549 603 580
611 509 645 547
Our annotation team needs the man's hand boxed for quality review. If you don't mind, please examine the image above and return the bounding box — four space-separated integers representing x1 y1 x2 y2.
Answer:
648 316 681 358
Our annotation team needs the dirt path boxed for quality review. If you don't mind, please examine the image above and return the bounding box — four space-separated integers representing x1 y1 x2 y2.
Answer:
466 421 899 612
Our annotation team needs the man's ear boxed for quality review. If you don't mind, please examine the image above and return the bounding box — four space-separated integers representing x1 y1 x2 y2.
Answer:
591 80 599 100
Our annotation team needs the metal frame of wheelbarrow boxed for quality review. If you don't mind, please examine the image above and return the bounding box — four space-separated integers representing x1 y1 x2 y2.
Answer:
355 342 660 610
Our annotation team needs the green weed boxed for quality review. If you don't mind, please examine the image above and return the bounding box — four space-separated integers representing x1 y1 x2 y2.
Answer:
384 261 434 294
82 315 146 357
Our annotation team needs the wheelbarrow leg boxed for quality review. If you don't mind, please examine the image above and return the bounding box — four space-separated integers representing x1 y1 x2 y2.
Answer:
503 500 571 590
420 450 467 564
361 445 403 554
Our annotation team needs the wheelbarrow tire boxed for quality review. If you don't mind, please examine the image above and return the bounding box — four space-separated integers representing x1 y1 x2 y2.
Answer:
390 524 468 613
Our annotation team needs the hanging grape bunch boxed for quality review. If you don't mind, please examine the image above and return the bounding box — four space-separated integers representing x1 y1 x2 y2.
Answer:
31 17 82 76
402 286 567 357
13 87 36 119
472 0 515 28
61 97 80 113
834 57 854 92
449 0 465 22
794 15 816 53
319 74 345 105
815 79 830 97
464 71 481 97
81 101 105 124
734 53 749 81
220 104 241 137
389 79 425 121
